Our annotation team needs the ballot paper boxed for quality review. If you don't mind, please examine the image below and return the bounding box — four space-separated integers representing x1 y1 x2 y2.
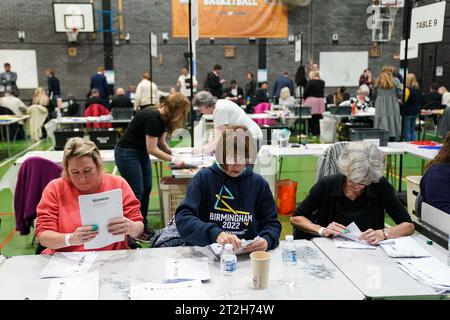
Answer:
165 257 211 281
130 280 209 300
397 257 450 292
379 236 431 258
40 252 97 279
208 237 260 259
334 236 376 250
334 222 393 249
46 271 99 300
79 189 124 250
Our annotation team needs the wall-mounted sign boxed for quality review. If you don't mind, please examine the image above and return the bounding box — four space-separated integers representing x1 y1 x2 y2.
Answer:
410 1 446 44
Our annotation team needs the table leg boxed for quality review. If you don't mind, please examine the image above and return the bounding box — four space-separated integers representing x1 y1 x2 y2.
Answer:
6 124 11 158
154 162 165 224
398 154 403 193
305 118 309 137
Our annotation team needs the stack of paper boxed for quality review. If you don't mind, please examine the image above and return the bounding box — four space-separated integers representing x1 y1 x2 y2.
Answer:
46 271 99 300
130 280 209 300
397 257 450 293
165 257 211 281
334 222 393 249
380 236 431 258
208 237 260 259
40 252 97 279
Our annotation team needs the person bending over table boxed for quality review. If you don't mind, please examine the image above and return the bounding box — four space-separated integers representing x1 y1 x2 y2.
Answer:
115 93 190 242
420 132 450 214
175 126 281 252
290 141 414 244
36 138 144 254
192 91 263 154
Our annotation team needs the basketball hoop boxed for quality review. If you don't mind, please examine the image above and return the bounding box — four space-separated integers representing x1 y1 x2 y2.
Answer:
66 27 79 43
371 0 399 42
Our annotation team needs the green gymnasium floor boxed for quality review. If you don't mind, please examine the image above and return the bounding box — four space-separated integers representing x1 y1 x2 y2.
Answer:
0 134 439 257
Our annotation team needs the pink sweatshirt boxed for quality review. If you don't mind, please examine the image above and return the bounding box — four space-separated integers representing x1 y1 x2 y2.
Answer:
36 173 143 254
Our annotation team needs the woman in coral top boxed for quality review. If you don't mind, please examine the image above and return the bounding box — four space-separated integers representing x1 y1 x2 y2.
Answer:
36 138 144 254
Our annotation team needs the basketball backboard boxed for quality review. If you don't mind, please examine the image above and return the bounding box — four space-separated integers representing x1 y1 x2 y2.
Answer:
53 2 95 33
372 0 404 8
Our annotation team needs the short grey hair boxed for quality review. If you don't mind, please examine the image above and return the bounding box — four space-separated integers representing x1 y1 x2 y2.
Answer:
357 85 370 95
338 141 384 185
192 91 217 108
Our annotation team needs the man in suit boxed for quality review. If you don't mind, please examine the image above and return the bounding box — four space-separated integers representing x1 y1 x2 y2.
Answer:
90 66 110 100
205 64 226 99
0 63 19 97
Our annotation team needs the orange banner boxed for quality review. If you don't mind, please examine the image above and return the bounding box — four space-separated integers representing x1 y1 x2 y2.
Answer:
172 0 288 38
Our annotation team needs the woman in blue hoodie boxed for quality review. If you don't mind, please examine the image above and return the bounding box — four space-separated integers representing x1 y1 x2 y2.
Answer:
175 126 281 252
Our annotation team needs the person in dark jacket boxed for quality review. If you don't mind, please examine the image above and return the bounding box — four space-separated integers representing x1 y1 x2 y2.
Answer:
304 71 325 136
290 141 414 242
90 66 110 100
244 72 257 103
110 87 133 110
423 82 442 110
223 80 244 105
272 71 294 102
205 64 226 98
85 88 109 110
420 132 450 215
254 82 270 105
175 126 281 252
402 73 423 141
46 69 61 100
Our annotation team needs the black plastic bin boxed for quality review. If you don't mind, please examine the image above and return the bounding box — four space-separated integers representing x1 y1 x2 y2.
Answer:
338 121 373 141
293 106 312 116
54 129 85 150
329 106 352 115
349 128 390 146
88 128 119 149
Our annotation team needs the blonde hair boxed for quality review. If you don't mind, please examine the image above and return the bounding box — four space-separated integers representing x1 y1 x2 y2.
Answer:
309 71 320 80
32 87 49 106
62 138 103 179
280 87 291 100
405 73 419 89
376 71 395 89
161 93 190 135
97 66 105 72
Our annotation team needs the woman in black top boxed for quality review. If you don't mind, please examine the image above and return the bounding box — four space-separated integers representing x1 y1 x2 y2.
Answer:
303 71 325 136
115 93 190 241
290 142 414 243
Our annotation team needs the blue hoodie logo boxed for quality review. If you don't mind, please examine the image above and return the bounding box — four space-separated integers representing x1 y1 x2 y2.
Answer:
213 186 251 226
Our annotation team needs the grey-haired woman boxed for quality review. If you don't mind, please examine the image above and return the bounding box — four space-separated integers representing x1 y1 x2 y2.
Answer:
290 141 414 244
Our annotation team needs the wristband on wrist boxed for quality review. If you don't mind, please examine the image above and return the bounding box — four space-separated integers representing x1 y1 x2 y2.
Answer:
65 233 73 247
318 227 325 237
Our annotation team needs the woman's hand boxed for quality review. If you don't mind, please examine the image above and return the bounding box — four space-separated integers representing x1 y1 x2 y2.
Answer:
322 222 348 238
216 232 241 251
243 238 268 253
69 226 99 246
171 156 185 167
360 229 385 245
108 217 137 237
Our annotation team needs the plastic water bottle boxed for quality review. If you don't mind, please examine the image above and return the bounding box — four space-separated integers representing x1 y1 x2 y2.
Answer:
220 243 237 276
282 235 297 265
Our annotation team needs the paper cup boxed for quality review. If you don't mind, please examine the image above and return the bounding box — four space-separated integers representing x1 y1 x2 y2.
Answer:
250 251 271 290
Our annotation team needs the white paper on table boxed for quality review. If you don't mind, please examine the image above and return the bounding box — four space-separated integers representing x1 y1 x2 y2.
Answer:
79 189 124 250
130 280 209 300
339 222 394 246
165 257 211 281
208 237 260 259
334 236 376 250
379 236 431 258
46 271 99 300
396 257 450 292
40 252 98 279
